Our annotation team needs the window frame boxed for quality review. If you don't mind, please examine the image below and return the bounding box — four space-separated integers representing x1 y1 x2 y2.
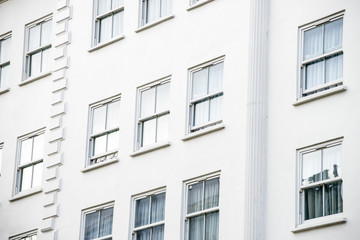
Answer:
0 142 3 177
0 32 11 90
138 0 172 27
9 229 37 240
297 12 344 99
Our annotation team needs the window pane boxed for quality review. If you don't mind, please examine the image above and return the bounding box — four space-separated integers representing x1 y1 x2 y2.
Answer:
106 100 120 129
142 118 156 147
305 59 323 90
135 197 150 227
30 51 42 77
112 0 124 9
204 178 219 209
99 207 113 237
324 181 343 216
156 83 170 113
0 64 10 87
325 53 343 83
152 225 164 240
192 68 208 99
209 95 223 122
194 100 209 127
156 114 169 142
92 105 107 133
20 138 33 165
28 24 41 51
0 148 2 175
41 48 51 72
161 0 171 17
141 88 156 118
205 212 219 240
85 211 99 240
93 134 107 156
98 0 112 15
99 15 113 43
20 166 32 191
107 130 119 151
112 11 124 37
303 25 322 60
189 215 204 240
150 193 165 223
187 182 203 214
32 162 43 188
208 62 223 94
41 20 52 46
302 150 322 185
137 228 150 240
304 186 323 220
146 0 161 23
0 37 11 63
322 145 341 180
324 18 343 52
32 134 44 161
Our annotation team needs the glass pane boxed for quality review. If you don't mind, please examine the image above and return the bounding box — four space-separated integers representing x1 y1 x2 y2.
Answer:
99 207 113 237
204 178 219 209
107 131 119 151
146 0 161 23
189 215 204 240
150 193 165 223
161 0 171 16
303 25 322 60
106 100 120 129
0 64 10 87
305 59 323 90
156 114 169 142
135 197 150 227
152 225 164 240
0 37 11 63
141 87 156 118
92 105 107 133
41 20 52 46
32 162 43 188
192 68 208 99
137 228 150 240
0 148 2 174
156 83 170 113
304 186 323 220
194 100 209 127
41 48 51 72
112 11 124 37
30 51 42 77
28 24 41 51
323 145 341 180
324 181 343 216
85 211 99 240
325 53 343 83
302 150 322 185
209 95 223 122
20 166 32 191
99 15 112 43
187 182 203 214
93 135 107 156
32 134 44 161
20 138 33 165
142 118 156 147
112 0 124 9
98 0 112 15
324 18 343 52
208 62 223 93
205 212 219 240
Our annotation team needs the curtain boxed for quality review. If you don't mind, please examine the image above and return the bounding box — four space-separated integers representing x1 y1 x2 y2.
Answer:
41 20 52 46
156 114 169 142
187 182 203 214
135 197 150 227
324 18 343 52
152 225 164 240
106 100 120 130
92 105 106 133
303 26 322 60
161 0 171 17
32 134 44 161
20 138 33 164
100 16 113 43
32 162 43 188
305 60 323 89
147 0 161 23
304 186 323 220
192 68 208 100
28 25 40 51
194 100 209 127
41 48 50 72
98 0 111 15
205 212 219 240
93 134 107 156
142 119 156 147
322 145 341 180
324 182 343 216
141 88 156 118
189 215 203 240
137 229 150 240
107 130 119 151
156 83 170 113
99 208 114 237
208 63 223 94
151 193 166 223
30 51 41 77
325 54 343 83
209 96 222 122
302 150 322 185
204 178 219 210
112 11 124 37
112 0 124 9
21 166 32 191
0 64 9 87
84 211 99 240
0 37 11 62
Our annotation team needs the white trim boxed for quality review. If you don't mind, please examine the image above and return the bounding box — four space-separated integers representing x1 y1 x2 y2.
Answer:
9 229 38 240
292 213 346 233
9 187 42 202
81 158 119 173
186 0 215 11
182 123 225 141
19 71 52 86
88 35 125 52
0 87 9 95
135 15 174 33
293 85 346 106
130 141 171 157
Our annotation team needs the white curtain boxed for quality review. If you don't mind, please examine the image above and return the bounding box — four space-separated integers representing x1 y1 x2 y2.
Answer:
305 60 323 90
113 11 124 37
142 119 156 147
92 105 106 133
106 100 120 130
41 20 52 46
322 145 341 179
0 65 9 87
204 178 219 209
325 54 343 83
303 26 322 60
161 0 171 17
324 182 343 216
112 0 124 9
150 193 166 223
152 225 164 240
28 25 40 51
205 212 219 240
32 134 44 161
30 51 41 77
209 96 222 122
156 83 170 113
21 166 32 191
135 197 150 227
93 134 107 156
0 37 11 62
100 15 113 43
85 212 99 240
304 187 323 220
194 100 209 127
147 0 161 23
192 68 208 99
20 138 33 164
208 63 223 94
156 114 169 143
107 130 119 151
187 182 203 214
99 208 114 237
41 48 51 72
189 215 204 240
98 0 111 15
141 88 156 118
302 150 322 185
137 229 150 240
324 18 343 52
32 162 43 188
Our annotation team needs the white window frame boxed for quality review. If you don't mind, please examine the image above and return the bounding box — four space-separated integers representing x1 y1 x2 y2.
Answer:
0 32 11 91
130 187 166 240
81 202 115 240
23 15 52 81
297 12 344 99
9 229 37 240
138 0 172 27
0 142 3 176
183 172 220 240
187 0 214 10
296 138 344 227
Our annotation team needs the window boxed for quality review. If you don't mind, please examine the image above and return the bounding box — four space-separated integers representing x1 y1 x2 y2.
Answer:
94 0 124 45
299 14 343 97
87 96 120 166
82 203 114 240
184 175 220 240
0 143 3 176
132 189 166 240
187 58 224 133
15 130 45 193
298 139 343 224
9 230 37 240
139 0 172 27
0 34 11 89
24 17 52 79
135 79 170 150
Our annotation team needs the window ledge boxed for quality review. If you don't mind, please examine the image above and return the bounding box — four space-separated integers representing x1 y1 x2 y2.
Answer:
181 123 225 141
135 15 174 33
88 35 125 52
19 71 52 86
186 0 215 11
0 87 9 95
130 141 171 157
292 214 347 233
9 187 42 202
81 158 119 173
293 85 346 106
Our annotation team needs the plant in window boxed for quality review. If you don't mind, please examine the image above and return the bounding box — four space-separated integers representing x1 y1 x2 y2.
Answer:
0 35 11 88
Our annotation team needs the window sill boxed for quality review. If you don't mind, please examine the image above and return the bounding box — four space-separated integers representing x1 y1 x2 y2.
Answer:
135 15 174 33
293 85 346 106
0 87 9 95
88 35 125 52
130 141 171 157
81 158 119 173
9 187 42 202
186 0 215 11
181 123 225 141
19 71 52 86
292 214 346 233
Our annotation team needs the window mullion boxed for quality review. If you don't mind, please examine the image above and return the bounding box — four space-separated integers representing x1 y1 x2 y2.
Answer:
154 87 158 142
202 181 205 211
97 211 101 238
202 213 206 240
148 196 152 225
